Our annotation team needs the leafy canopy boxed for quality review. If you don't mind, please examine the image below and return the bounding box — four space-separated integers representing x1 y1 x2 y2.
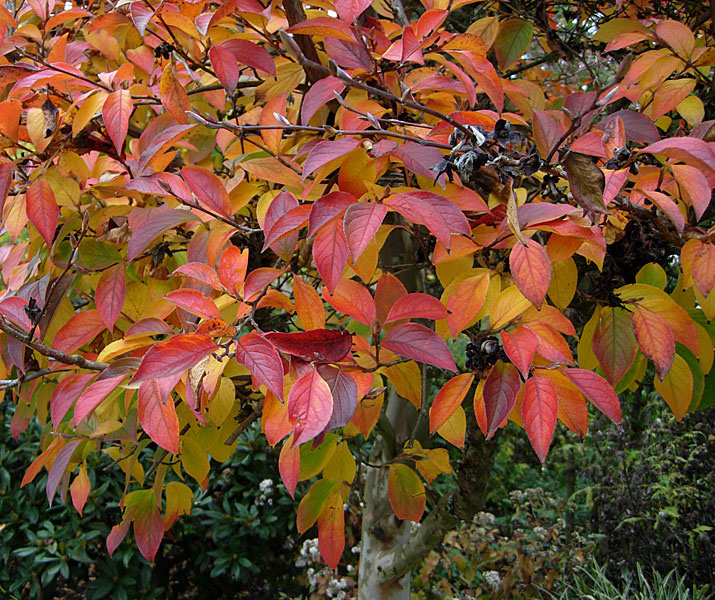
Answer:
0 0 713 570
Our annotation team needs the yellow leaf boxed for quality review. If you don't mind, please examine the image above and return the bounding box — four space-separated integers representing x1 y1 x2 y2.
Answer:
381 361 422 408
547 257 577 310
490 285 531 329
181 436 210 485
676 95 704 127
323 442 356 484
73 90 107 137
208 377 235 427
164 481 193 529
654 353 692 420
437 404 465 448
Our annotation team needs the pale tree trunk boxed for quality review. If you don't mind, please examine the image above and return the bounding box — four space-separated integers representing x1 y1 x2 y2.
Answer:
358 390 499 598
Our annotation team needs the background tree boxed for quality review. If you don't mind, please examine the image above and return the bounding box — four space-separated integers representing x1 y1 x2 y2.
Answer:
0 0 713 597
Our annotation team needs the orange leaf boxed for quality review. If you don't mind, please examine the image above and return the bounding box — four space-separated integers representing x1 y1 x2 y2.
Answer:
293 276 325 330
429 373 474 433
446 273 489 337
160 62 191 124
632 306 675 380
509 239 551 308
318 491 345 569
692 242 715 297
388 463 425 521
70 462 91 516
279 435 300 497
521 374 558 463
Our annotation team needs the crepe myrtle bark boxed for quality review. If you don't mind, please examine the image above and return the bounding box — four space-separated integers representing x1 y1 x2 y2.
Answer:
359 391 498 599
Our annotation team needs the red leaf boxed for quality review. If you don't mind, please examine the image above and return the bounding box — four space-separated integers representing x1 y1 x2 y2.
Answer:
26 178 59 248
182 166 232 218
47 440 82 505
132 492 165 563
0 297 32 331
219 39 276 74
301 75 346 125
165 289 221 320
509 239 551 308
288 369 333 446
265 329 353 363
127 205 200 262
74 375 125 425
0 162 13 216
262 204 311 251
334 0 372 22
218 246 249 296
343 202 387 260
235 333 285 400
172 262 222 290
632 306 675 380
279 437 300 498
483 361 521 439
106 514 133 557
138 377 181 453
390 143 448 184
96 264 125 330
381 323 457 372
309 191 355 236
323 279 376 326
129 1 152 35
53 309 106 354
640 137 715 177
103 89 132 154
386 293 447 324
302 138 361 181
562 368 621 425
318 492 345 569
136 124 195 175
312 218 349 293
133 334 218 382
388 463 425 521
522 374 558 463
209 44 239 94
317 365 359 431
500 326 538 378
591 307 637 386
532 110 565 161
429 373 474 433
51 373 95 429
243 267 282 301
385 191 470 249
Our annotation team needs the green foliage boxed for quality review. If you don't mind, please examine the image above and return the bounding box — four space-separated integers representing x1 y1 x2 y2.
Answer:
547 560 710 600
0 401 304 599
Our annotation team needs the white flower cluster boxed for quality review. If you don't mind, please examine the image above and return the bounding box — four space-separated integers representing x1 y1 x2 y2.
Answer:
255 478 274 507
295 538 321 567
533 526 548 541
484 570 501 591
325 575 349 598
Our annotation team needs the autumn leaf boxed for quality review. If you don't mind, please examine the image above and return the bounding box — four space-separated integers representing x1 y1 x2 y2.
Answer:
563 151 610 215
133 335 218 383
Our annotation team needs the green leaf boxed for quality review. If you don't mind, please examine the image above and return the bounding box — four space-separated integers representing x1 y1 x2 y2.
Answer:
494 19 533 70
79 238 122 270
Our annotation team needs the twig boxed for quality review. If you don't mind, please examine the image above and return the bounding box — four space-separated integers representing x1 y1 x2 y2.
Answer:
224 398 264 445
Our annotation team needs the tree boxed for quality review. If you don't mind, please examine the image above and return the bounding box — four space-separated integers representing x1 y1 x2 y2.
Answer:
0 0 713 596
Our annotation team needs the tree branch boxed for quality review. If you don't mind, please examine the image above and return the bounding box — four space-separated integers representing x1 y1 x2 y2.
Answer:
0 320 108 371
